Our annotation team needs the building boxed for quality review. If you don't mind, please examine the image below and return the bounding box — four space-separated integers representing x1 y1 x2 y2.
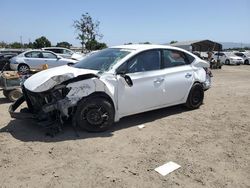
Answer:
168 40 222 52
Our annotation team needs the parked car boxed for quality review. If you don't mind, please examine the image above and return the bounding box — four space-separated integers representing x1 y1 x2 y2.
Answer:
0 53 18 71
234 52 250 65
0 49 25 55
9 45 211 133
213 52 244 65
9 50 78 73
42 47 83 60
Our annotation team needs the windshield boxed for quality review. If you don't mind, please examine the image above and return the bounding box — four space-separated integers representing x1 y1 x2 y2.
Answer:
73 48 132 72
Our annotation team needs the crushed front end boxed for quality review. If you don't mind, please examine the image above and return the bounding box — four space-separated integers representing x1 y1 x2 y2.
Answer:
9 84 76 131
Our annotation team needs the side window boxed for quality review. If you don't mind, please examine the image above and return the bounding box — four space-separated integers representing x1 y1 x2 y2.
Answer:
48 49 62 54
163 50 192 68
25 51 42 58
126 50 161 73
64 49 73 55
42 52 57 59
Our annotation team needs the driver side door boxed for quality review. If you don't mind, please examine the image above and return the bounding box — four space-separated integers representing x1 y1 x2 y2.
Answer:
117 49 167 116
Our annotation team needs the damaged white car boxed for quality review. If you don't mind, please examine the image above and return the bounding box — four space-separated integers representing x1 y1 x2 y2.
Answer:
9 45 212 132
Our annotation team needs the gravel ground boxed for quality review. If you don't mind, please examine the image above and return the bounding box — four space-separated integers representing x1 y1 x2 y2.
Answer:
0 65 250 188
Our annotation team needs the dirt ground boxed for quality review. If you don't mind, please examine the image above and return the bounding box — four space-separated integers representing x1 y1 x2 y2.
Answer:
0 65 249 188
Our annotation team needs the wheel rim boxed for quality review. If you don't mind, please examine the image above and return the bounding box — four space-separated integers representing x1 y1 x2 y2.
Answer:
10 90 22 101
82 105 109 126
19 65 29 73
192 90 202 105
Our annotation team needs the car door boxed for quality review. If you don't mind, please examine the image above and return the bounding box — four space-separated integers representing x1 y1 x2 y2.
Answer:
161 49 194 105
23 51 44 69
117 49 166 116
41 51 61 68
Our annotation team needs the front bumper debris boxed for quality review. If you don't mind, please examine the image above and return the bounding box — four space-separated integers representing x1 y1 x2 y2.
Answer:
9 96 36 119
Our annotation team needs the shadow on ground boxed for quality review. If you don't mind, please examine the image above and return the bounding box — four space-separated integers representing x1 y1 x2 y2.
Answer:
0 97 11 104
0 105 188 142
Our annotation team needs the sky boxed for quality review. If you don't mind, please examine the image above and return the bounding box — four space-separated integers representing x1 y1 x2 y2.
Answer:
0 0 249 47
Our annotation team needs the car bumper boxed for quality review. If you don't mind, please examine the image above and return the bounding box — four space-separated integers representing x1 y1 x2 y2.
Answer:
10 63 19 70
203 74 211 90
230 60 243 65
9 96 36 119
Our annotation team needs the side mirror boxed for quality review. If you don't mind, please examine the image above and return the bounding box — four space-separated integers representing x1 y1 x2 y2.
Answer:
57 56 62 59
122 74 133 87
117 71 133 87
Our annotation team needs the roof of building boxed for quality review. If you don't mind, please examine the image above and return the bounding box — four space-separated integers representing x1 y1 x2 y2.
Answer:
168 40 222 51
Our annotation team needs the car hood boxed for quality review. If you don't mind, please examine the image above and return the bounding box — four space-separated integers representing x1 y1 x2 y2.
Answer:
24 65 99 92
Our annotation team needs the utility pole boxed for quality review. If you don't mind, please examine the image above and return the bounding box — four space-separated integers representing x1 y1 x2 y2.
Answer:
20 36 23 48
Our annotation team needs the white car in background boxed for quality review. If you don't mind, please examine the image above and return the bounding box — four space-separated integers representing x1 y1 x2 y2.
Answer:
213 52 244 65
10 50 78 73
234 52 250 65
42 47 83 60
10 45 212 133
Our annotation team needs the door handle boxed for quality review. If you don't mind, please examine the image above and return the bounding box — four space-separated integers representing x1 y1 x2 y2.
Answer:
185 73 192 78
154 78 164 83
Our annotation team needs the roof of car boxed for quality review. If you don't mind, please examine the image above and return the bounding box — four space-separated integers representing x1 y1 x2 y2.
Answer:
111 44 178 51
42 47 71 50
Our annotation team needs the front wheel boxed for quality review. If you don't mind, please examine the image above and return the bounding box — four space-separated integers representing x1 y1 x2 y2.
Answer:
225 59 230 65
18 64 30 74
75 97 115 132
185 83 204 109
244 60 249 65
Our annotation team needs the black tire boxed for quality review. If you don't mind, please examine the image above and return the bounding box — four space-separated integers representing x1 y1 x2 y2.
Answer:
18 64 30 74
245 60 249 65
3 90 8 98
185 83 204 109
225 59 230 65
6 89 22 102
75 97 115 132
219 66 222 69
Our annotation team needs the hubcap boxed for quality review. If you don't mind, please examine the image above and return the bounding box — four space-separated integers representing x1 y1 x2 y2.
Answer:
192 90 201 105
83 106 109 126
19 65 29 73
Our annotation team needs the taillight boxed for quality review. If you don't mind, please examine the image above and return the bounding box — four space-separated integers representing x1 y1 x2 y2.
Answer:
204 67 213 77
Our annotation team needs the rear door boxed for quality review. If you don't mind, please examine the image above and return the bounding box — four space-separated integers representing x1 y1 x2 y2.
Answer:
161 49 195 105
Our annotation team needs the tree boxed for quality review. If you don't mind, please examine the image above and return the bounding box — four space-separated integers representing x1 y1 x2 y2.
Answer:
33 36 51 49
73 13 103 52
85 39 107 51
56 41 72 49
170 41 178 44
10 42 22 48
0 41 8 48
124 42 133 45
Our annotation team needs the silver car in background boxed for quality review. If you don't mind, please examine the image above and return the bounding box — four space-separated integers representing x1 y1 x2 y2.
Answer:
42 47 83 60
10 50 77 73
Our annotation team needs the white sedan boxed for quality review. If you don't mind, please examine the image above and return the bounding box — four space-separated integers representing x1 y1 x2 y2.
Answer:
213 52 244 65
234 52 250 65
9 45 212 133
9 50 78 73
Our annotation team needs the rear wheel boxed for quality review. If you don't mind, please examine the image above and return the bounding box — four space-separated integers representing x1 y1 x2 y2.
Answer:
245 60 249 65
225 59 230 65
75 97 115 132
185 83 204 109
18 64 30 74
